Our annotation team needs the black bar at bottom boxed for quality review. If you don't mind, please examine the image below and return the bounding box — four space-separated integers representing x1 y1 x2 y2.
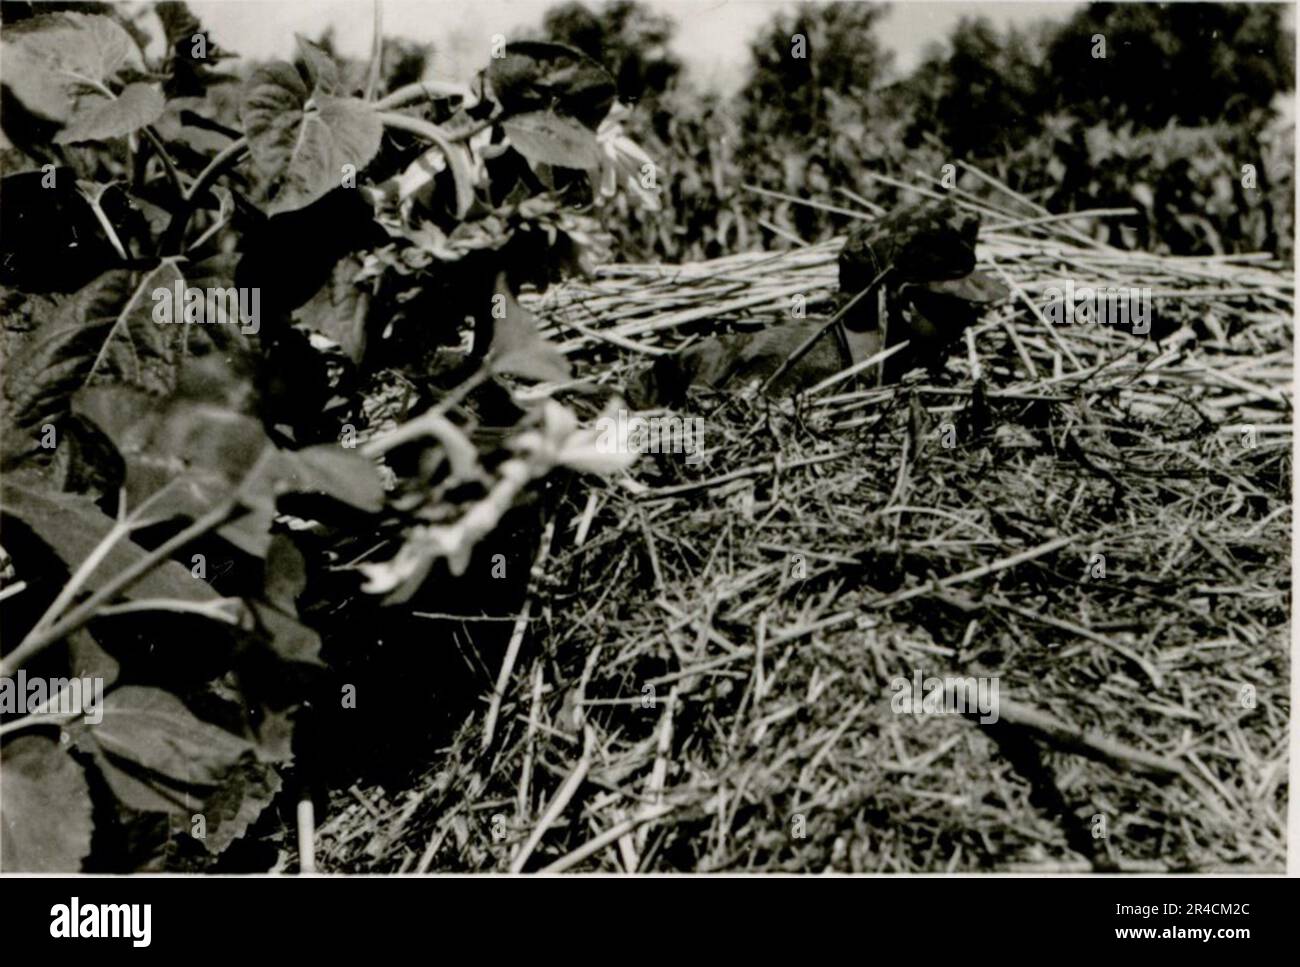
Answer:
0 874 1288 955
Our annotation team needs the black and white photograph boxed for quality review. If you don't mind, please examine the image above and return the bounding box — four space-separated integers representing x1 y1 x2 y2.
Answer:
0 0 1293 915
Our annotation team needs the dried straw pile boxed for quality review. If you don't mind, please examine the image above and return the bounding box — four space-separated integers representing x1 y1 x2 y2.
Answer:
318 180 1292 873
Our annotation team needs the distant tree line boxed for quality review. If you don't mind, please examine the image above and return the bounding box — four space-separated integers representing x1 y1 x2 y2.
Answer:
539 1 1295 260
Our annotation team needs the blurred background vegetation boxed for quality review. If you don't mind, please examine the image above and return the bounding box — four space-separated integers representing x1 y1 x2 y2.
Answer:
534 0 1295 263
7 1 1291 264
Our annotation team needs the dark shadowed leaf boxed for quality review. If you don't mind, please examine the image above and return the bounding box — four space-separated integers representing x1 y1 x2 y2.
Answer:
157 2 236 99
236 188 386 319
486 41 615 129
68 629 120 688
5 263 194 431
488 274 571 382
84 748 198 814
156 2 201 48
76 388 268 500
248 599 323 666
255 536 320 665
0 736 93 872
0 169 120 293
502 111 602 170
263 534 307 613
294 35 340 94
0 477 220 602
75 384 381 555
239 62 382 215
292 255 369 363
277 444 386 512
75 385 277 556
199 758 282 854
74 685 251 786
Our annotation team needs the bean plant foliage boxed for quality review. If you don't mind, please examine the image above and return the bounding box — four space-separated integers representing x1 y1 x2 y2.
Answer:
0 2 652 871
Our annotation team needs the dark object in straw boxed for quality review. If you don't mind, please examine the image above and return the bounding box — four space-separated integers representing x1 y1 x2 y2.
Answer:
627 321 870 408
628 198 1006 406
826 197 1009 387
838 198 1006 378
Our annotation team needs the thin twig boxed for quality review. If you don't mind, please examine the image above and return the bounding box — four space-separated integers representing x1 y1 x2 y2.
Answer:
482 517 556 751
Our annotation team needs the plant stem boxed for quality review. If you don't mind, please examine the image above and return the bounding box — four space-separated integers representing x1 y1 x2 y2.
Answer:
297 794 317 873
373 80 475 112
377 111 457 155
361 366 491 458
186 214 228 254
164 138 249 253
28 518 134 640
446 115 498 143
757 264 893 394
81 188 130 261
95 597 244 623
0 498 239 679
365 0 383 102
141 125 187 194
186 138 250 203
0 705 81 739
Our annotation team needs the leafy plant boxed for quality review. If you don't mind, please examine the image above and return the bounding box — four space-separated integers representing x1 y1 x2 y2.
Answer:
585 2 1292 263
0 2 647 871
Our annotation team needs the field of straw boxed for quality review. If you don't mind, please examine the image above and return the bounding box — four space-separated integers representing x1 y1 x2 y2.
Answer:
317 176 1292 873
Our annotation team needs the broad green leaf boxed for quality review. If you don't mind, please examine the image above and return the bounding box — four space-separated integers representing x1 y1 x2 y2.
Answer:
486 41 615 129
199 758 283 855
239 62 382 215
488 275 572 383
502 111 602 170
156 2 202 48
75 385 277 557
83 748 198 814
263 534 307 613
292 255 369 363
278 444 386 512
0 477 220 603
5 263 194 431
294 35 340 94
68 629 120 688
76 388 269 503
73 383 382 557
0 736 93 872
54 82 165 144
74 685 251 786
156 2 234 98
247 600 323 667
0 12 142 126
